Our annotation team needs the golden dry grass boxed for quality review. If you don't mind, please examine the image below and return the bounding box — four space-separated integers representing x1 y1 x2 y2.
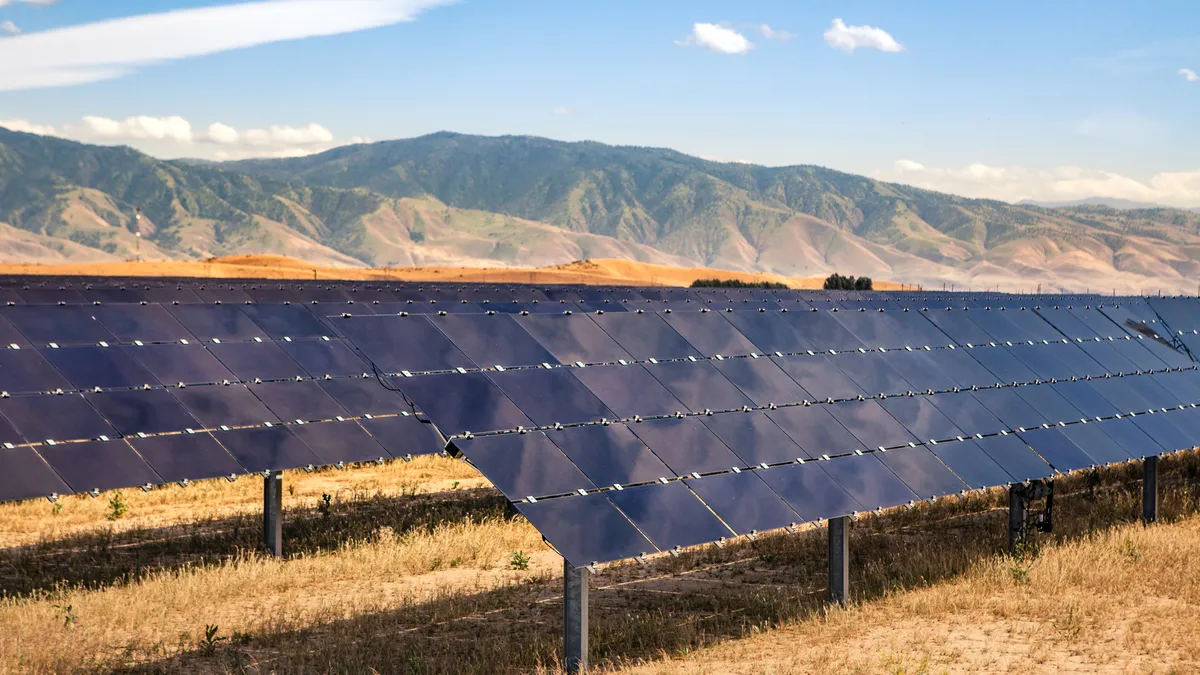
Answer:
0 255 905 290
0 454 1196 674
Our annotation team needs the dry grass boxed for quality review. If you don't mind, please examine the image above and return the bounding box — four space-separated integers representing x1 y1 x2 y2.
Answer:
0 254 903 289
0 453 1197 674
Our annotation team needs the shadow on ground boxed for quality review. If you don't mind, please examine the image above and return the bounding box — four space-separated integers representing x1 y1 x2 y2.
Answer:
103 451 1200 675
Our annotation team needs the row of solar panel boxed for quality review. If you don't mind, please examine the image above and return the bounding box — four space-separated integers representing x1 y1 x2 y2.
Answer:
0 413 441 503
499 397 1200 567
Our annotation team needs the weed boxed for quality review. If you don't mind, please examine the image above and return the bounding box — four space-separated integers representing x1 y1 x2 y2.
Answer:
288 484 295 497
106 493 127 521
199 624 227 655
1054 603 1083 640
452 481 460 491
1121 538 1141 561
54 603 76 629
510 550 531 571
52 501 63 516
318 493 332 519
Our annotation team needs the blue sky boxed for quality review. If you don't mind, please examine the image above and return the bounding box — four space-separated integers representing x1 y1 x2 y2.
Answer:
1 0 1199 205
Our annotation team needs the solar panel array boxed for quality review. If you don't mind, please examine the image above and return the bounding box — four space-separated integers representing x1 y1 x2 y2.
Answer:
0 275 1197 569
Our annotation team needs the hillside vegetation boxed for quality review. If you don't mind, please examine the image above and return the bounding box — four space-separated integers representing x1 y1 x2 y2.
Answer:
4 127 1200 292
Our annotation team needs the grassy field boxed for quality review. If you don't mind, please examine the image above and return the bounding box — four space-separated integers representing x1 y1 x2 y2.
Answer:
0 452 1198 674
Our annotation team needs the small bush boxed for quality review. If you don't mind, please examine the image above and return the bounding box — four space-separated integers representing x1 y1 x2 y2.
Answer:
823 273 873 291
690 278 789 289
510 550 531 570
106 493 127 521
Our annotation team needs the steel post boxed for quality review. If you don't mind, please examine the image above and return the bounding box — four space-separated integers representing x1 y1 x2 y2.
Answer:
828 515 849 605
564 560 589 673
264 471 283 557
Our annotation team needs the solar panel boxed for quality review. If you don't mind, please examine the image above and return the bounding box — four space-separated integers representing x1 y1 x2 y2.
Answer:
1016 427 1096 472
332 315 475 374
167 304 266 342
777 310 865 351
606 481 734 550
127 343 235 385
38 439 162 493
927 392 1008 437
1057 421 1133 465
628 417 744 475
971 388 1051 429
357 414 445 457
972 434 1054 481
0 349 72 394
683 471 799 534
699 410 806 465
710 357 808 406
279 339 367 378
42 345 160 390
516 492 655 567
825 400 919 450
452 432 595 500
771 355 863 401
239 304 329 339
758 461 861 521
0 446 71 501
642 361 753 413
514 313 632 364
127 432 245 483
878 396 964 443
720 310 812 353
431 314 559 369
208 342 308 382
212 426 321 473
0 305 115 346
395 372 532 436
289 419 392 465
85 389 201 436
0 394 116 443
247 380 348 423
91 305 193 344
488 368 615 426
924 439 1014 489
828 352 916 397
873 446 969 498
660 310 758 357
546 424 672 487
172 384 281 428
590 312 700 361
316 377 409 416
571 364 687 418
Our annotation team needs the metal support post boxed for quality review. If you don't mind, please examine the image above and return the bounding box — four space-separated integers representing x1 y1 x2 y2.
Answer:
564 561 589 674
1143 455 1158 524
828 515 849 606
264 471 283 557
1008 485 1026 554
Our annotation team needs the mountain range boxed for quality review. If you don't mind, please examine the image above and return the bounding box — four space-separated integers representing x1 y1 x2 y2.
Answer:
2 126 1199 293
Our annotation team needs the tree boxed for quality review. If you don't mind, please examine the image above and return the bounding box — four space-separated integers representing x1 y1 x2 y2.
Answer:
823 273 873 291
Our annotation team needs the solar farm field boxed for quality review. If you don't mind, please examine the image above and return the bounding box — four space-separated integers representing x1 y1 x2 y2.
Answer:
0 272 1198 673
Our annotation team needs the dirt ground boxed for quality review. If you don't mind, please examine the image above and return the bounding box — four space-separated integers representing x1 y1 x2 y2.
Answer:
0 255 906 289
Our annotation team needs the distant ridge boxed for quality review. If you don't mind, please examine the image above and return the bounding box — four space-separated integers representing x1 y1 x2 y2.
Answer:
1019 197 1186 210
3 126 1200 292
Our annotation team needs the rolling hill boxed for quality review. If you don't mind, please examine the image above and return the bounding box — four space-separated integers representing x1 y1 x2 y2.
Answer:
3 126 1200 292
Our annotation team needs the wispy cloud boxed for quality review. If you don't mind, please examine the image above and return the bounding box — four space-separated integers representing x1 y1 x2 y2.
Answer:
552 106 574 116
823 18 904 54
0 0 455 92
1182 68 1200 82
676 23 753 55
759 24 794 41
0 0 59 6
0 115 363 160
878 159 1200 208
0 20 19 35
1073 112 1165 145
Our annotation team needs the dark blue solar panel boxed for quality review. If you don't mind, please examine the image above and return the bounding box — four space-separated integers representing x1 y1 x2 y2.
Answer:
591 312 701 361
767 404 865 458
126 343 235 385
720 310 811 353
973 433 1054 481
358 414 445 457
758 461 861 521
488 368 615 426
0 349 72 394
771 354 864 401
193 287 254 304
290 419 392 465
777 310 865 351
883 351 957 393
514 313 632 364
0 446 71 501
825 400 919 450
830 310 910 349
1016 427 1095 472
820 453 920 509
38 439 161 493
517 492 655 566
279 339 367 378
0 305 115 346
700 410 805 465
1051 380 1122 418
213 426 321 473
1058 421 1134 465
85 389 201 436
0 413 23 446
431 314 559 368
395 372 532 436
17 288 88 305
318 377 409 416
629 416 744 475
0 316 28 348
167 304 266 342
711 356 808 406
208 342 308 382
452 432 595 500
239 304 329 339
921 309 994 345
0 394 116 443
874 446 969 498
660 311 758 357
42 346 160 390
248 380 348 422
572 364 687 418
829 352 916 397
928 392 1009 437
684 471 799 534
607 481 734 550
1004 344 1075 381
128 432 245 482
643 361 753 413
548 424 671 487
968 347 1039 384
91 305 193 344
172 384 281 428
972 388 1050 429
878 396 964 443
926 439 1014 489
331 315 475 374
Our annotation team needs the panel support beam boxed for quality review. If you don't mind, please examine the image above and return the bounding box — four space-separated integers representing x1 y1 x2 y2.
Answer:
1007 484 1026 554
264 471 283 557
1143 455 1158 524
564 561 589 674
828 515 850 606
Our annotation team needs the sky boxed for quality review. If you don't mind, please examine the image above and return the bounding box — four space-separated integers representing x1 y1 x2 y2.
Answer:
1 0 1200 206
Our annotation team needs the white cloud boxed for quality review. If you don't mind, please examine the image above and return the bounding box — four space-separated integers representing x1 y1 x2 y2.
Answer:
1073 112 1165 144
874 159 1200 208
759 24 794 41
1181 68 1200 82
1 114 358 160
0 118 61 136
0 0 59 6
676 23 753 55
0 20 19 35
552 106 574 116
0 0 455 91
823 18 904 54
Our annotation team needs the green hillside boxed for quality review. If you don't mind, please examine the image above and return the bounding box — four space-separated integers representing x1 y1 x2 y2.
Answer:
4 126 1200 292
